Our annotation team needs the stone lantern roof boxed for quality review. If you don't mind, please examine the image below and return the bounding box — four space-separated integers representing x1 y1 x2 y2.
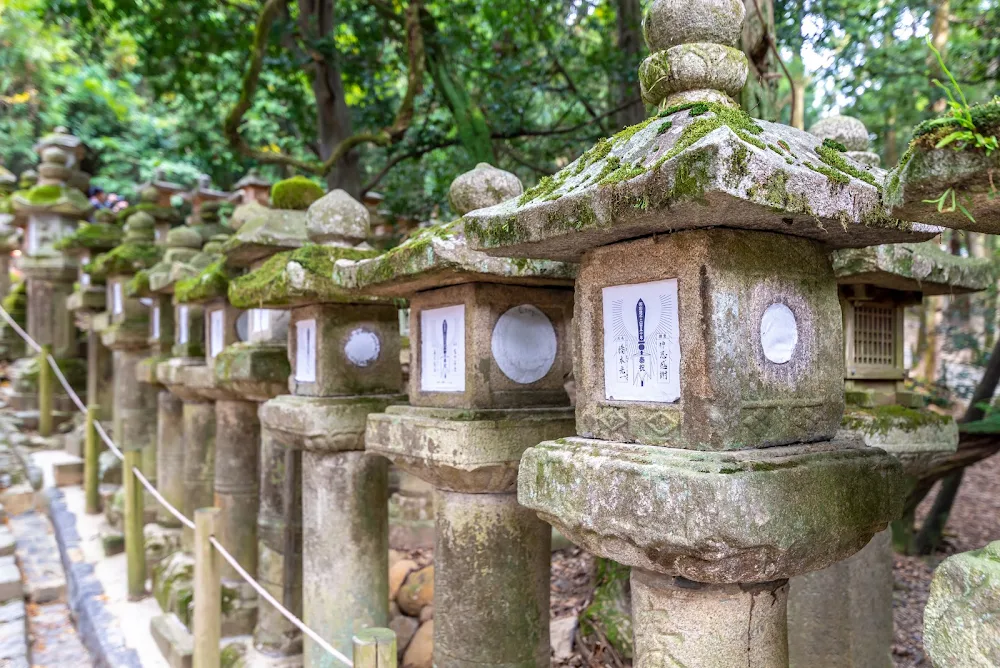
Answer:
54 209 123 257
227 188 383 309
810 116 881 168
117 186 182 227
345 165 577 296
832 242 993 296
137 167 187 198
85 210 162 282
32 127 85 166
462 15 941 260
234 172 271 190
220 177 309 268
173 233 237 305
11 148 92 220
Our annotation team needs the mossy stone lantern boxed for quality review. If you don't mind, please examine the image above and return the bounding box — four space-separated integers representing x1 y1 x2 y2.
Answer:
229 187 400 664
214 178 312 663
459 1 961 663
230 172 273 232
10 140 92 420
355 164 577 668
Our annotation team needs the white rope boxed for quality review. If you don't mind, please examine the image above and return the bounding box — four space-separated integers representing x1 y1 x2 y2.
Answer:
0 302 356 664
208 536 354 668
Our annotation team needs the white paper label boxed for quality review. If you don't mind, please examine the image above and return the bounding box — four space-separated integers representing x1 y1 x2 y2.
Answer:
760 303 798 364
112 282 123 315
178 306 189 343
345 328 381 367
152 306 161 339
420 304 465 392
178 306 189 344
154 227 163 242
250 309 270 335
80 253 90 286
602 279 681 403
80 273 91 287
209 309 224 358
26 222 38 256
295 319 317 382
491 305 557 384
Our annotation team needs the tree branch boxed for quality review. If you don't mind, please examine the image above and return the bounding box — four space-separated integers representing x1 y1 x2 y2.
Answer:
552 56 608 133
361 139 459 194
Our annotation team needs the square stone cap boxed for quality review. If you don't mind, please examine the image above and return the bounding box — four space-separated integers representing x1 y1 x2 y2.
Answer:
227 243 392 309
464 103 941 261
220 209 308 268
832 242 993 295
173 256 230 305
344 219 577 297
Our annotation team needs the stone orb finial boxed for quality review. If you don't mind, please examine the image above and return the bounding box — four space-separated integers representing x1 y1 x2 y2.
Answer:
166 226 203 249
37 147 72 185
93 210 116 224
809 116 870 152
450 163 524 215
305 189 370 246
203 233 230 255
41 147 69 167
124 211 156 243
140 186 159 204
639 0 748 108
271 176 324 211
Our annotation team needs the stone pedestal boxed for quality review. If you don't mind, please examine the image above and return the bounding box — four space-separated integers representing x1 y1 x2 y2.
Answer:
154 391 184 528
214 398 261 583
181 393 216 548
434 490 550 667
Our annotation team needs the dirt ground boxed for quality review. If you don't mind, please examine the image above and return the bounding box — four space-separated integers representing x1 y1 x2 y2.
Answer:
548 452 1000 667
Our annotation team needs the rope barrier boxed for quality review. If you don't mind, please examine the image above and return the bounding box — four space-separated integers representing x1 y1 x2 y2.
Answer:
0 303 354 667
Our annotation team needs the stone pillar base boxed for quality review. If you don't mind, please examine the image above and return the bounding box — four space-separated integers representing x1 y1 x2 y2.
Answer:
632 570 789 668
181 399 216 551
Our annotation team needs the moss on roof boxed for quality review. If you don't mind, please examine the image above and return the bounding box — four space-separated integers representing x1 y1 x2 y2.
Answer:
228 243 379 308
270 177 324 210
174 257 234 304
86 243 163 280
54 222 123 252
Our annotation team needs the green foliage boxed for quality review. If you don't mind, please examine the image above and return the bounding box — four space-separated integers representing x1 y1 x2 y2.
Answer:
923 39 999 155
270 177 324 211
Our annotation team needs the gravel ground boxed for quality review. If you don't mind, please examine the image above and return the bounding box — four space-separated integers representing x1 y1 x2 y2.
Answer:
893 451 1000 667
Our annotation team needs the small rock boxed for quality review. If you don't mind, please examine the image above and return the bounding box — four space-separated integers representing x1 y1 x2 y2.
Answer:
418 605 433 623
402 620 432 668
397 565 434 616
389 614 419 655
389 559 418 601
389 601 400 618
550 615 577 661
0 529 13 558
100 528 125 556
0 557 21 602
0 485 33 517
389 549 405 568
53 459 84 487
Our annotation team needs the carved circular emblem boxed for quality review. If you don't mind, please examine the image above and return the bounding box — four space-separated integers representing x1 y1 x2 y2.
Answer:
345 328 381 367
491 304 557 384
760 303 798 364
235 311 251 342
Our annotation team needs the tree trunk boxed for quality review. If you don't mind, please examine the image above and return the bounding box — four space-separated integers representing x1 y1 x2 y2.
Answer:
790 57 806 130
614 0 645 128
929 0 951 114
298 0 362 195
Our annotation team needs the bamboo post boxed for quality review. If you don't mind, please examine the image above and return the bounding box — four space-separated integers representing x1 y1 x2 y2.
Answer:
353 628 397 668
38 344 53 437
193 507 221 668
84 404 100 514
123 450 146 599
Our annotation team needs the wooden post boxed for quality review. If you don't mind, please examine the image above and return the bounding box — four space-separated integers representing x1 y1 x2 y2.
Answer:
123 449 146 599
193 507 221 668
84 404 100 514
38 344 53 437
353 628 397 668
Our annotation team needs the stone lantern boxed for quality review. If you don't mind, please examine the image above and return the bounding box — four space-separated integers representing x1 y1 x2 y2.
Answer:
60 209 123 448
186 174 231 224
787 210 990 665
459 0 960 662
137 168 187 207
33 126 90 194
0 167 19 301
10 139 92 423
229 187 403 664
354 163 577 667
230 172 273 231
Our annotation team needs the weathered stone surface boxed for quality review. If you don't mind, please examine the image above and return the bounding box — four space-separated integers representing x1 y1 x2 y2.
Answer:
213 342 290 402
156 357 206 402
574 230 844 449
0 484 33 516
434 491 550 668
220 209 307 268
156 390 185 527
464 106 939 261
886 146 1000 232
403 620 433 668
518 437 903 583
397 565 434 617
631 570 788 668
448 163 523 216
550 616 577 661
924 540 1000 667
810 115 870 152
366 405 576 493
0 557 21 602
346 220 576 297
639 44 748 107
151 613 194 668
53 458 84 486
305 189 369 246
840 407 957 477
642 0 744 51
788 528 893 668
260 394 406 453
181 400 215 550
832 241 993 295
390 614 419 656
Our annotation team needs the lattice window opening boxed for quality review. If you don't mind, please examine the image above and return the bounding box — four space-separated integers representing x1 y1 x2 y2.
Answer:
852 304 897 368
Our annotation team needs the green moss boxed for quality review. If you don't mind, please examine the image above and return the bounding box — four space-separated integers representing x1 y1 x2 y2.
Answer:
24 184 62 204
885 146 915 202
518 172 569 206
778 139 790 151
747 168 814 214
127 270 151 298
462 214 528 249
174 257 233 304
726 144 751 188
270 176 323 210
572 137 613 176
228 243 378 308
841 404 953 436
579 558 633 660
599 162 647 186
822 137 848 152
220 644 244 668
816 144 877 186
911 98 1000 150
804 160 850 186
86 243 162 279
656 120 673 135
767 143 785 156
652 103 765 174
54 223 123 251
671 151 712 203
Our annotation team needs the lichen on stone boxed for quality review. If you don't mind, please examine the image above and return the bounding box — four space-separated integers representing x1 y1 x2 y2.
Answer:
841 404 953 436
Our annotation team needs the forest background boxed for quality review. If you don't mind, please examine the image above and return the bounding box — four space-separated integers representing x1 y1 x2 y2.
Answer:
1 0 999 393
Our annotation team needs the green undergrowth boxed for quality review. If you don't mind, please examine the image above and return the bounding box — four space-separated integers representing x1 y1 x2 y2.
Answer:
228 242 378 308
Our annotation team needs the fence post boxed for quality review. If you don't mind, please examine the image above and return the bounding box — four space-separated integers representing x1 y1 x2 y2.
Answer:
38 344 53 437
193 507 221 668
123 451 146 599
353 628 397 668
84 405 100 514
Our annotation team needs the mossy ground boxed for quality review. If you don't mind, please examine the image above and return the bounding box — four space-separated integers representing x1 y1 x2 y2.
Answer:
228 243 378 308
